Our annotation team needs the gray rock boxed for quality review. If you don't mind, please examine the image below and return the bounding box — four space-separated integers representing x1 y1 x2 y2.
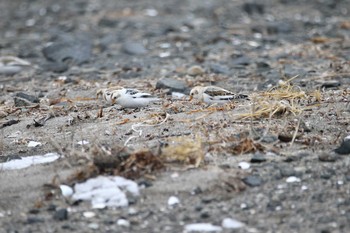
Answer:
41 62 68 73
156 78 189 93
231 56 251 66
14 92 39 107
318 152 337 162
42 34 92 65
242 2 264 15
267 21 292 34
242 175 262 187
53 208 68 221
279 167 296 177
335 140 350 155
122 41 147 55
210 63 230 74
250 153 267 163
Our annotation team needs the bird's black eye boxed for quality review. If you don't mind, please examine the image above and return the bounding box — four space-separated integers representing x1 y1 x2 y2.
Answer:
190 93 194 96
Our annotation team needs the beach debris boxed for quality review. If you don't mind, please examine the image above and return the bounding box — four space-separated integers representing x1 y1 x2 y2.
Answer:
0 153 60 170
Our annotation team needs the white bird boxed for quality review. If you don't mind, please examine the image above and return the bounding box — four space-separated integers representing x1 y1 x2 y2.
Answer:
189 86 249 104
97 88 160 108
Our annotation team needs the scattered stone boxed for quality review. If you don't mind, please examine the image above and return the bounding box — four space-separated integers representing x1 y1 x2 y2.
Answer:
200 210 210 219
286 176 301 183
320 80 341 89
168 196 180 207
231 56 251 66
184 223 222 232
117 219 130 228
27 216 44 224
261 135 278 143
238 161 250 170
242 2 264 15
210 63 230 74
59 185 74 197
14 92 39 107
88 223 99 230
27 141 42 148
334 140 350 155
242 175 262 187
222 218 245 229
41 62 68 73
318 152 337 162
98 18 119 28
156 78 189 93
0 56 31 75
83 211 96 218
256 61 270 69
42 34 92 65
266 21 292 34
188 65 205 76
279 167 296 177
250 153 267 163
122 41 147 55
53 208 68 221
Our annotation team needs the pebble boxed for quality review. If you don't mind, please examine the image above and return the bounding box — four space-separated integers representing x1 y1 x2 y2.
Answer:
168 196 180 207
242 175 262 187
238 161 251 170
318 152 337 162
156 78 189 93
122 41 147 55
42 34 92 65
334 140 350 155
41 62 68 73
117 219 130 228
27 216 44 224
83 211 95 218
210 63 230 74
221 218 245 229
27 141 42 148
250 153 267 163
59 185 73 197
88 223 99 230
266 21 292 34
184 223 222 232
187 65 205 76
286 176 301 183
242 2 264 15
53 208 68 221
231 56 251 66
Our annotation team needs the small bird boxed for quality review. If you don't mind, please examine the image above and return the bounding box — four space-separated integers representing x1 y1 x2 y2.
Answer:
189 86 249 104
97 88 160 108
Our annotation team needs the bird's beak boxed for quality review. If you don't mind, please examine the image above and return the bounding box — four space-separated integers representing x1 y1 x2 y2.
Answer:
189 95 193 101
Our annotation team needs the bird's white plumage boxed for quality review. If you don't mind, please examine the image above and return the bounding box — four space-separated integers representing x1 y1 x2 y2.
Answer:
189 86 248 104
97 88 160 108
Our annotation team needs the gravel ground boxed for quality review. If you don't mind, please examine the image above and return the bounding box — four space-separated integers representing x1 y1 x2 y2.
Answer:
1 0 350 232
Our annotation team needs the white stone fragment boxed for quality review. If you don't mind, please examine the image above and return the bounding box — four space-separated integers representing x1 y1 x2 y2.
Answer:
286 176 301 183
28 141 42 147
184 223 222 232
168 196 180 206
60 185 73 197
171 92 186 100
238 161 250 170
88 223 99 230
77 140 89 145
83 211 96 218
117 219 130 228
221 218 245 229
72 176 139 209
0 153 60 170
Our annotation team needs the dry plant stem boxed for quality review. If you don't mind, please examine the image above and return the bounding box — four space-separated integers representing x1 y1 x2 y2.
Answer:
290 117 301 147
124 113 170 146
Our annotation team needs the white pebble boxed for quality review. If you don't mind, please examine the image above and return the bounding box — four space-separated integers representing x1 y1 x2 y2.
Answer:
286 176 301 183
77 140 89 145
88 223 99 230
117 219 130 228
168 196 180 206
221 218 245 229
184 223 222 232
238 161 250 170
59 185 73 197
83 211 96 218
28 141 42 148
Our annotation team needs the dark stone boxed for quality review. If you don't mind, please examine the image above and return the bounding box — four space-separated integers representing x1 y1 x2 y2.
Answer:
266 22 292 34
335 140 350 155
122 41 147 55
242 2 264 15
261 135 278 143
321 81 341 89
256 61 270 70
320 169 335 179
42 34 92 65
15 92 39 103
41 62 68 73
138 180 153 188
200 210 210 219
279 167 296 177
267 201 281 211
53 208 68 221
156 78 189 93
47 204 57 211
27 216 44 224
191 186 203 195
209 63 230 74
318 152 337 162
231 56 251 66
242 175 262 187
251 153 267 163
201 196 215 204
28 209 40 214
98 18 119 28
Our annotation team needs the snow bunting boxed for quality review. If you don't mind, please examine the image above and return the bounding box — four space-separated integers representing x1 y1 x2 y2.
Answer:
97 88 160 108
189 86 249 104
